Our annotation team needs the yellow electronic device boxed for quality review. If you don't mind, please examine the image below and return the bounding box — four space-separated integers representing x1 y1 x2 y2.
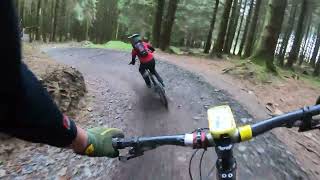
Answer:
207 105 237 139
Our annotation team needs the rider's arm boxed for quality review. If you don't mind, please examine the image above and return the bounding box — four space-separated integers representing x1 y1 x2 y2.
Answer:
2 63 79 147
0 0 77 147
146 43 155 52
0 0 123 158
131 49 137 64
2 65 123 156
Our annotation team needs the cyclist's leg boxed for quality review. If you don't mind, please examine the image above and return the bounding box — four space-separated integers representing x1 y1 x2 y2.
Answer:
148 59 164 86
139 63 151 88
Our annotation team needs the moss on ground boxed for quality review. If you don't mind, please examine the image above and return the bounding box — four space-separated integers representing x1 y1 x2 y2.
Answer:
86 41 132 52
226 57 320 87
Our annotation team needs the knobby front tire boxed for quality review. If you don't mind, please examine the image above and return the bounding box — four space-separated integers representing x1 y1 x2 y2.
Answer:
158 86 168 108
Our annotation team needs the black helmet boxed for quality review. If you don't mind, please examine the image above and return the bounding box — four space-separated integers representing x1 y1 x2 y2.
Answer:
128 34 141 44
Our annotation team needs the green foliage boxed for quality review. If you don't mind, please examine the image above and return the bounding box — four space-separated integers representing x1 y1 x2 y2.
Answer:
226 59 278 83
15 0 320 83
301 73 320 87
168 46 183 55
172 0 214 46
73 0 97 25
118 0 155 37
16 0 320 78
87 41 132 52
276 66 320 87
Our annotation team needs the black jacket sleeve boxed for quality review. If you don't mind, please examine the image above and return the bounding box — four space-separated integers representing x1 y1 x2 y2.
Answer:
0 0 77 147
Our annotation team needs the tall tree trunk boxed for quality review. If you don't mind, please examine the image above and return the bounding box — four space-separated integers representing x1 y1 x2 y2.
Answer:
286 0 307 68
233 0 248 55
252 0 287 72
223 0 239 54
41 0 50 42
28 0 37 43
210 0 234 57
85 20 89 41
225 0 243 54
242 0 262 58
298 18 312 66
20 0 25 22
314 58 320 76
58 0 66 42
238 0 254 57
115 22 119 40
204 0 219 53
310 24 320 67
35 0 42 40
91 0 118 43
160 0 179 51
152 0 165 48
51 0 60 42
278 5 297 66
306 33 316 62
49 0 55 41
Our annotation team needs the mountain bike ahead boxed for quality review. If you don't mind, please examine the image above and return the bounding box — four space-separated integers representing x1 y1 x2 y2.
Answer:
112 99 320 180
145 68 168 108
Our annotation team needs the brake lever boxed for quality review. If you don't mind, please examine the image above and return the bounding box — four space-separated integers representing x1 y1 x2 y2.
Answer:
310 118 320 130
118 146 144 162
118 145 158 162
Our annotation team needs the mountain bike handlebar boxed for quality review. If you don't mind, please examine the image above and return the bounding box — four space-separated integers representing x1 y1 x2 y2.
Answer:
112 105 320 160
113 135 187 149
251 105 320 136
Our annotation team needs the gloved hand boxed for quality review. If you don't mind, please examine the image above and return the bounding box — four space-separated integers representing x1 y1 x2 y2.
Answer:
129 60 135 65
84 127 124 157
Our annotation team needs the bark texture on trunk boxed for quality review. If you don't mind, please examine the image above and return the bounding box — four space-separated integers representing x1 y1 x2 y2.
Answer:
238 0 254 56
252 0 287 72
223 0 239 54
152 0 165 48
211 0 234 57
311 24 320 68
233 0 248 55
242 0 262 58
160 0 179 51
204 0 219 54
278 5 297 66
286 0 307 68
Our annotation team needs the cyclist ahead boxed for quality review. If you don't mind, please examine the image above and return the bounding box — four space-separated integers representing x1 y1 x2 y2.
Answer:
128 34 165 88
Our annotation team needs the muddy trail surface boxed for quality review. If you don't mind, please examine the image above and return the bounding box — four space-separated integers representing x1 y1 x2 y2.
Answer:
1 47 308 180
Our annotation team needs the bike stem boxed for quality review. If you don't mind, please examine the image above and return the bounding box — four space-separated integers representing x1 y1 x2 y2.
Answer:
215 137 237 180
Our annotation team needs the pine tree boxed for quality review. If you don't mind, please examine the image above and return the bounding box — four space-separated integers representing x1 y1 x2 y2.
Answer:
252 0 287 72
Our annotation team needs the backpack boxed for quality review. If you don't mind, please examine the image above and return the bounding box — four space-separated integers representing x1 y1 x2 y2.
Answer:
134 42 148 57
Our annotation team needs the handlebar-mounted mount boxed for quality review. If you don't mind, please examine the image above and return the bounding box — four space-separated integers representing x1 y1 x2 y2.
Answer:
299 98 320 131
285 99 320 132
298 106 319 132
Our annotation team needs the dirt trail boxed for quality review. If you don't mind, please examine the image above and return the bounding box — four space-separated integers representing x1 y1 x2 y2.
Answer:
45 48 309 179
155 51 320 179
0 47 312 179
